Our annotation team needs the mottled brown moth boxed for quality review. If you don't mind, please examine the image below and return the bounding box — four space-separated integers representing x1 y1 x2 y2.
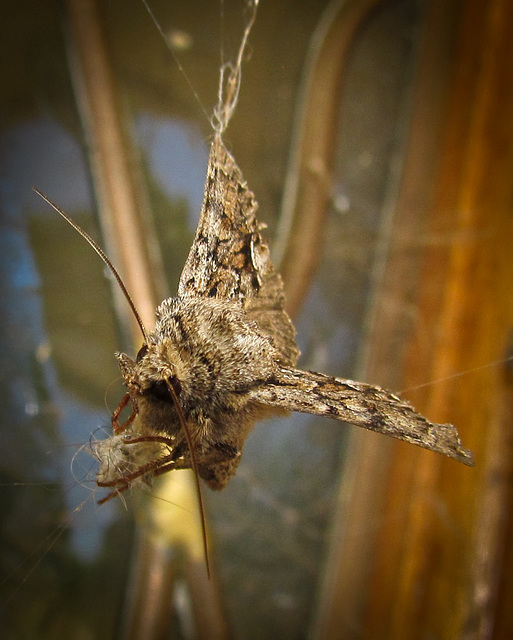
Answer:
36 0 473 573
36 129 474 493
94 132 474 493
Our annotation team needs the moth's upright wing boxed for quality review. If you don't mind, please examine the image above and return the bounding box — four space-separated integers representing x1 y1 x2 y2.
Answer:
178 134 299 365
250 367 474 465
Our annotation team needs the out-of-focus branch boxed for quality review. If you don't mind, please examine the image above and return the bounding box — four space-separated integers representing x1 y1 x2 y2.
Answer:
275 0 385 319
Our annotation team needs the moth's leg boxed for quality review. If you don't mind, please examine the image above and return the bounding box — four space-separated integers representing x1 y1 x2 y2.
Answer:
96 451 192 505
151 456 196 478
120 439 242 485
97 437 195 492
122 434 176 448
112 391 137 434
97 452 176 490
97 456 191 505
97 488 128 505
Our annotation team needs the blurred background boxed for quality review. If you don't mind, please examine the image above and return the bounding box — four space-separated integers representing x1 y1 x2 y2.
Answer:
1 0 512 638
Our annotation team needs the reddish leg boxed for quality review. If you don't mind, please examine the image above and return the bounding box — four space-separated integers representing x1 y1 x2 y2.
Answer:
96 450 189 505
112 391 137 434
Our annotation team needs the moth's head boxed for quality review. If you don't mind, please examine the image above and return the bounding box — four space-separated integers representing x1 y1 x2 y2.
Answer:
116 342 182 401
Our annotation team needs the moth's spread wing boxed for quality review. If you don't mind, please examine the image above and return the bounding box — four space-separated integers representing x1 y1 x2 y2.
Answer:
179 135 283 303
251 367 475 466
178 135 298 365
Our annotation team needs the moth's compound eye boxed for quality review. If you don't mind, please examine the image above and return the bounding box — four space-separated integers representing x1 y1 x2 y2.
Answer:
145 379 170 402
136 344 148 362
145 376 181 402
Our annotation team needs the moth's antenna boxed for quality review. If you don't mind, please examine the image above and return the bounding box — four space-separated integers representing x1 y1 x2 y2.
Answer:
33 188 149 344
165 379 211 580
212 0 259 135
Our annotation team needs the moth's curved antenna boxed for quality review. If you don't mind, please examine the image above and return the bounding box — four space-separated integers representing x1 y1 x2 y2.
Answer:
33 188 149 344
35 187 210 576
165 378 211 580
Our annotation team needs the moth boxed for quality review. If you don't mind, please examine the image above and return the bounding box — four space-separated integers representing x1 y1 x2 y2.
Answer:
100 129 474 489
38 130 473 504
35 0 473 572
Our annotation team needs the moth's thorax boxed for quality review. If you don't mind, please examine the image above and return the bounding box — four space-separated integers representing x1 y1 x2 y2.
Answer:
118 296 280 417
153 297 278 393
